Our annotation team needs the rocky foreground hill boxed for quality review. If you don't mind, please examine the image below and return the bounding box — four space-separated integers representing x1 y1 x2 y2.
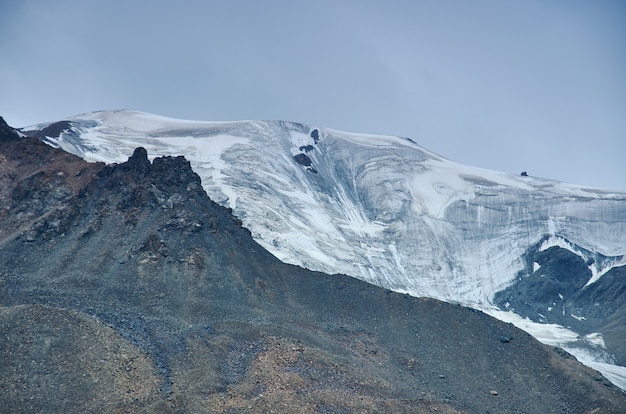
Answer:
1 117 625 413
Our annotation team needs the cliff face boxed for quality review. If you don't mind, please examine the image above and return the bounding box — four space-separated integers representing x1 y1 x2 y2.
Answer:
1 125 625 413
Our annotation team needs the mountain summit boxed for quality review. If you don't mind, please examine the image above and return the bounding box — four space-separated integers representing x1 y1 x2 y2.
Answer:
23 110 626 386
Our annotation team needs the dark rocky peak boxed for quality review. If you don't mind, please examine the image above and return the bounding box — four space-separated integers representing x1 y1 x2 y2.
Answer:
0 117 20 142
107 147 201 189
151 153 201 189
125 146 151 176
86 146 245 235
25 120 73 139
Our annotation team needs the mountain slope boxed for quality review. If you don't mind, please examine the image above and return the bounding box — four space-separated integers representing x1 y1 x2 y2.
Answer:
23 110 626 383
2 122 625 412
26 110 626 300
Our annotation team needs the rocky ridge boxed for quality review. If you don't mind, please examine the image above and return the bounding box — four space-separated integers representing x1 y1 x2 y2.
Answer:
25 111 626 376
1 117 625 413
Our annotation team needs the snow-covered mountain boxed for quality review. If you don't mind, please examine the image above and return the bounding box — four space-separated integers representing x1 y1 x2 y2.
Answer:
24 109 626 387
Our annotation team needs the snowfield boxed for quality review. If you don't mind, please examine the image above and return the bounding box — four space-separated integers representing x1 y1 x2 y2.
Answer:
27 109 626 389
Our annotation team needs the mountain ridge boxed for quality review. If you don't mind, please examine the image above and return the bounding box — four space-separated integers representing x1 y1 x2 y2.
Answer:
2 117 626 412
19 110 626 387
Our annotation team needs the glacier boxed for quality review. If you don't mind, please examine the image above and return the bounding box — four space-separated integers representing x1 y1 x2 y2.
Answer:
24 109 626 388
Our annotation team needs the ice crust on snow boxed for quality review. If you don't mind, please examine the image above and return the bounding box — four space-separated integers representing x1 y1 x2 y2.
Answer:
31 110 626 388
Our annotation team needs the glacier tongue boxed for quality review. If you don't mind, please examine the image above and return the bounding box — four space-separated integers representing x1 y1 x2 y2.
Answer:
28 110 626 388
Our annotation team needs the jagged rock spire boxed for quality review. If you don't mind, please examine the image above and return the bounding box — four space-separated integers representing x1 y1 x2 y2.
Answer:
126 147 151 175
0 116 19 142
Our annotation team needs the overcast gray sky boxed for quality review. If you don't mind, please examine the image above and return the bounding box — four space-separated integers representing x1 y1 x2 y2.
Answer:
1 0 625 190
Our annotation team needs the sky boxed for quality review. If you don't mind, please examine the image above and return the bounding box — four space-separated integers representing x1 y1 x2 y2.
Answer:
1 0 625 190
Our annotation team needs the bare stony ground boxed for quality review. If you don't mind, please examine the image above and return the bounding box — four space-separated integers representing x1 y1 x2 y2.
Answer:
0 304 161 413
1 118 625 413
